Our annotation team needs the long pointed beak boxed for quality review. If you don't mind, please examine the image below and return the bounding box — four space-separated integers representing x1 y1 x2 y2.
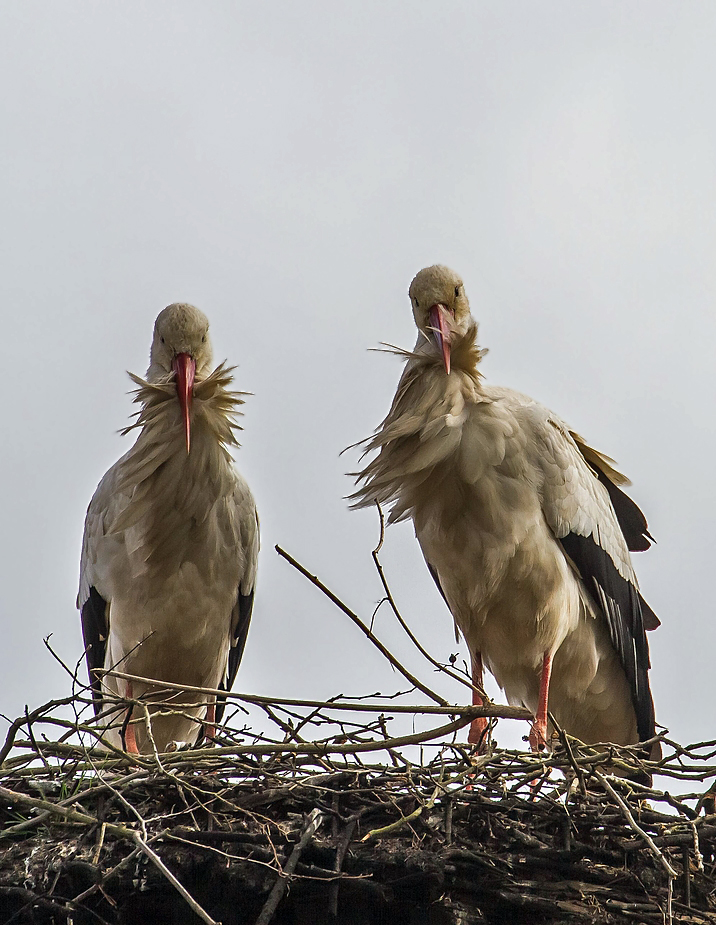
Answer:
428 304 452 374
172 352 196 454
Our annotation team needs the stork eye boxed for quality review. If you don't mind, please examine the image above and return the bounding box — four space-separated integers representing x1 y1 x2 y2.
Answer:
202 335 206 343
160 336 165 345
414 298 420 308
454 286 460 298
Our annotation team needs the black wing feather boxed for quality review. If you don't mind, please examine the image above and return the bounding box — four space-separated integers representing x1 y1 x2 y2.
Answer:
80 587 108 717
429 447 658 744
575 446 660 629
592 468 654 553
215 589 254 725
559 532 656 744
427 563 449 607
427 562 466 646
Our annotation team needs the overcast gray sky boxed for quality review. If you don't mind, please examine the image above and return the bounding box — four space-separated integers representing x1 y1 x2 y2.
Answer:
2 2 714 752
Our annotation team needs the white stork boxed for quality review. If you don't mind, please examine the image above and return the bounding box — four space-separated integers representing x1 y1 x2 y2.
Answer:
352 265 659 756
77 303 259 754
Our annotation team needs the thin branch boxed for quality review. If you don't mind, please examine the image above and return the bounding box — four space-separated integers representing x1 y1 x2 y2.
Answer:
133 831 219 925
593 769 677 879
101 672 531 721
275 544 448 706
254 809 326 925
371 503 484 697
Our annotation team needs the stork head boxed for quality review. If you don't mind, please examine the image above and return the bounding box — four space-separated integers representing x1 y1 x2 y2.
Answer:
148 303 213 453
409 265 471 374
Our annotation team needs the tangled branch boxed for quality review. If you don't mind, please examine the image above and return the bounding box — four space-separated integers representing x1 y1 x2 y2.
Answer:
1 526 714 924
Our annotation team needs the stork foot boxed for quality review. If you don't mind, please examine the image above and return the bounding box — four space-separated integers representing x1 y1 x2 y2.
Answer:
527 717 551 798
528 718 549 753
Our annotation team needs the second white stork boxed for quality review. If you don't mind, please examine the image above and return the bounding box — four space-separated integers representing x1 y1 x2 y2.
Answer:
78 303 259 753
352 265 659 756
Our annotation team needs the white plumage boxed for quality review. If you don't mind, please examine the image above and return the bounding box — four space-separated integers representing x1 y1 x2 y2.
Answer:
352 265 658 754
78 303 259 753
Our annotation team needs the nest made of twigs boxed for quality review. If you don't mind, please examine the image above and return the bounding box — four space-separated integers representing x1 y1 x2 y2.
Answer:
3 532 714 924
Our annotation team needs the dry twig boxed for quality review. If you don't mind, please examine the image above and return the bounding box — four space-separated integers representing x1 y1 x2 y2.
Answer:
2 536 713 924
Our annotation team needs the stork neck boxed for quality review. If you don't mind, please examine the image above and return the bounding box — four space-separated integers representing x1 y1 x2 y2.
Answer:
415 319 483 378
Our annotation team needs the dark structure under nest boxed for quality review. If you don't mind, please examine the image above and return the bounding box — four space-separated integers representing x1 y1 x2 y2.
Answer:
2 544 714 924
3 696 716 925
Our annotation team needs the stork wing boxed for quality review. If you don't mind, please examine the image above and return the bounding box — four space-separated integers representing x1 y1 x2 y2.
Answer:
80 587 109 716
527 404 657 744
570 431 660 632
215 484 259 725
570 430 655 555
77 460 130 715
427 562 462 644
427 562 448 606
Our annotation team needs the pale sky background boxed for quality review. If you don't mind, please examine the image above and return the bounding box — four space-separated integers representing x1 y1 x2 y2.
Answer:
1 2 714 754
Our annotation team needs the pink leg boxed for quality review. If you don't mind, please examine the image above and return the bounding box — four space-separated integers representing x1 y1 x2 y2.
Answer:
529 653 553 752
123 681 139 755
204 700 216 743
467 652 489 752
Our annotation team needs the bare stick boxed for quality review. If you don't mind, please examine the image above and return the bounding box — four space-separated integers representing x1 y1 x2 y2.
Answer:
0 695 80 765
549 712 586 797
1 715 484 780
276 545 448 705
371 504 482 696
0 781 217 924
140 702 167 773
593 769 677 879
133 831 219 925
0 783 134 839
102 671 531 721
254 809 325 925
328 817 357 916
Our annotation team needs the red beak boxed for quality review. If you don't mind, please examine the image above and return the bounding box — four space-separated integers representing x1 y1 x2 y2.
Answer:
428 304 452 374
172 353 196 454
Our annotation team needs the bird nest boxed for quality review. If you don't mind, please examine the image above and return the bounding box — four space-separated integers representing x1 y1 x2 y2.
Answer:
2 542 715 925
3 706 716 925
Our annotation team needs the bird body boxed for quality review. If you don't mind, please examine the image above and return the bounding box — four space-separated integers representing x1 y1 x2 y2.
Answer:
78 305 258 753
353 266 657 752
